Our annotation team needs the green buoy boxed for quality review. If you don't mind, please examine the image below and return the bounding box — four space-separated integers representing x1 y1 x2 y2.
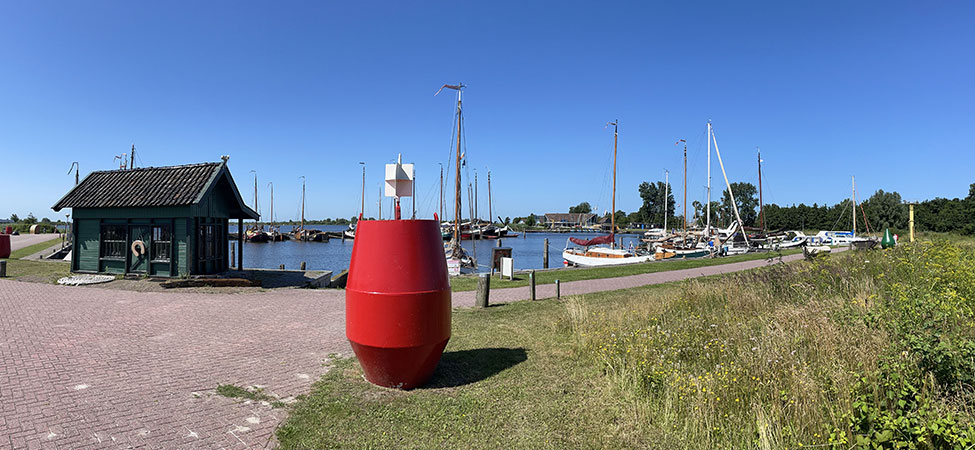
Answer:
881 228 895 249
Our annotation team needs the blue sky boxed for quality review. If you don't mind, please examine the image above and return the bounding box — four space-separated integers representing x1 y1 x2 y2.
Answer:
1 1 972 222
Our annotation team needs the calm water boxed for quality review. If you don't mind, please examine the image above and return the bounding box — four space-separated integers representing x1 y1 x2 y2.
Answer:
229 224 645 273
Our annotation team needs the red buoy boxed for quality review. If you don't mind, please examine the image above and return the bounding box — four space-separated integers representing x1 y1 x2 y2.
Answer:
346 219 451 389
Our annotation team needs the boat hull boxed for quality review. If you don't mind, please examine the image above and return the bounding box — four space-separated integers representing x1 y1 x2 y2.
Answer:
562 249 653 267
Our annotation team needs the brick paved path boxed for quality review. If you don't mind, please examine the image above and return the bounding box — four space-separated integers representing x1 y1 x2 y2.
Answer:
0 281 348 448
0 248 840 448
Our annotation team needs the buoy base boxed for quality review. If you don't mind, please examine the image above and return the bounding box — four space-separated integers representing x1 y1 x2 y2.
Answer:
350 338 449 389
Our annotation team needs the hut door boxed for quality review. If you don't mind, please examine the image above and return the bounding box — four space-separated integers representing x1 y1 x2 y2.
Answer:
128 225 151 274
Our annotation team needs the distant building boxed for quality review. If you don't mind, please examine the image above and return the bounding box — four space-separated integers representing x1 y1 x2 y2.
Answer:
0 219 12 224
52 160 258 277
541 213 597 228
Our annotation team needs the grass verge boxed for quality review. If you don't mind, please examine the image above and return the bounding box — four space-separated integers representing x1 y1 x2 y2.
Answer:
2 259 71 284
7 236 64 259
448 248 802 292
278 241 975 449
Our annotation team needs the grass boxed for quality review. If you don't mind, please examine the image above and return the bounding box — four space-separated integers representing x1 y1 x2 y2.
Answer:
2 259 71 283
277 240 975 449
216 384 286 408
7 235 64 259
448 248 802 292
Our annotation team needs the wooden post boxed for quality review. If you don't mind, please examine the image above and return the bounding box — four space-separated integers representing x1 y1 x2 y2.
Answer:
0 260 6 277
529 270 536 301
237 218 243 270
909 203 915 243
497 238 502 247
543 238 549 269
555 279 560 299
230 242 236 269
476 273 490 308
300 261 306 270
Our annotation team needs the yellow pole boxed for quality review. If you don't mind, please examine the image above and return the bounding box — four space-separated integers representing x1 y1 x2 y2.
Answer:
909 203 915 242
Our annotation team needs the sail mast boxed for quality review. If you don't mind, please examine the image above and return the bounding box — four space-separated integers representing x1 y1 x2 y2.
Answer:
711 127 749 246
758 147 764 235
269 182 274 232
682 140 688 240
706 122 711 238
360 163 365 218
455 88 463 244
610 120 618 248
664 170 669 233
439 164 444 221
300 177 305 232
852 176 857 235
487 170 492 225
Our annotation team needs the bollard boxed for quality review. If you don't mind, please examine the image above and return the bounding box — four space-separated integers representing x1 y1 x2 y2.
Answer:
300 261 307 270
476 273 490 308
529 270 536 301
230 243 236 269
497 239 502 247
543 238 549 269
555 279 560 299
0 260 6 277
279 264 285 270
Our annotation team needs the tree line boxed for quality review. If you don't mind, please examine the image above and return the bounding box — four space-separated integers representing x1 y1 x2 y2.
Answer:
559 182 975 234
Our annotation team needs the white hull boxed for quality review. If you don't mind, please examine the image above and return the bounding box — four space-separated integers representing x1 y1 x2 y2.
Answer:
563 248 653 267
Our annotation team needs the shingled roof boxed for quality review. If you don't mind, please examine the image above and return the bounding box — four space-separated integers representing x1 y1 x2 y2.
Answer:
52 162 258 219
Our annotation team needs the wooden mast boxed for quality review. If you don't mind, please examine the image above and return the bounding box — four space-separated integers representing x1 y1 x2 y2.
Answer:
487 170 492 225
454 87 463 247
758 148 764 235
300 176 305 234
268 182 274 233
610 120 618 248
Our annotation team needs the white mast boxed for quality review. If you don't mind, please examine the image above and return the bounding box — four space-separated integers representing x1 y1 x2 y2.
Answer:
852 176 857 235
706 122 711 238
711 126 749 246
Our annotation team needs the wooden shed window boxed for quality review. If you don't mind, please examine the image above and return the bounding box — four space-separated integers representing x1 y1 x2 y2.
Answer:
151 226 171 261
198 224 218 260
100 225 126 259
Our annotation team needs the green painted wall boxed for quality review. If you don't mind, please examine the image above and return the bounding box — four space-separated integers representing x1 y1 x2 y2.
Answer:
73 206 192 220
175 218 190 276
76 219 100 272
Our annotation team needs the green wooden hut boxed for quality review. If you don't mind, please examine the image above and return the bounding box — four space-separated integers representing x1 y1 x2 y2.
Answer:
52 160 258 277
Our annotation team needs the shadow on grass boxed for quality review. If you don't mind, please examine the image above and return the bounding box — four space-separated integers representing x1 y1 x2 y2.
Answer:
422 347 528 389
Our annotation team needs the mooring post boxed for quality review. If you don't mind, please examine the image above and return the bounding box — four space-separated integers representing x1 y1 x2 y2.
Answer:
555 279 560 299
0 260 6 277
497 238 502 248
279 264 285 270
230 242 236 269
476 273 490 308
543 238 549 269
300 261 306 271
529 270 536 301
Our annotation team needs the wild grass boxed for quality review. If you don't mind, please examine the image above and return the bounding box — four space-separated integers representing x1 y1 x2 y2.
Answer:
279 241 975 448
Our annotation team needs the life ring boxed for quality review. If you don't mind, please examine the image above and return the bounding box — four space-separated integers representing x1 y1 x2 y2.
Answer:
131 240 146 257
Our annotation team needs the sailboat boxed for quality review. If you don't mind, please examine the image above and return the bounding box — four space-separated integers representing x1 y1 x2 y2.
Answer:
292 176 328 242
563 121 653 267
438 83 476 275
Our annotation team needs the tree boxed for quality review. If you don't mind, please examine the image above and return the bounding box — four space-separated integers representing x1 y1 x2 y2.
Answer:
569 202 592 214
9 213 19 222
719 182 759 227
861 190 907 231
24 213 37 225
638 181 676 228
504 216 511 225
613 210 629 229
526 213 537 227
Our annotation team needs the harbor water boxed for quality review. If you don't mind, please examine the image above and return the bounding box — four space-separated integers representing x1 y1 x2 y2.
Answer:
229 224 645 274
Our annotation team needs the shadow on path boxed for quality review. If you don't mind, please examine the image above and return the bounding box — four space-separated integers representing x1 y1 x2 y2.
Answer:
422 347 528 389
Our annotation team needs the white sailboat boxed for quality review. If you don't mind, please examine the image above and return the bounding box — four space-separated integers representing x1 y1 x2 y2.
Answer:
563 121 653 267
